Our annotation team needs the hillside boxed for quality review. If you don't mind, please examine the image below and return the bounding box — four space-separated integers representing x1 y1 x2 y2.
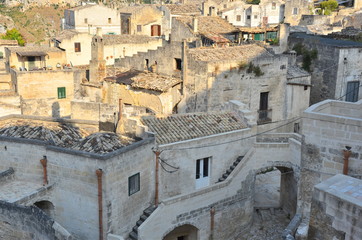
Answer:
0 4 66 44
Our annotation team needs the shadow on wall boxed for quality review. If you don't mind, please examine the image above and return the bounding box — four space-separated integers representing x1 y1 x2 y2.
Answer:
52 102 60 118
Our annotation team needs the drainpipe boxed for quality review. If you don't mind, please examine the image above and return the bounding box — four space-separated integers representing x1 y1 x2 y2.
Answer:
96 169 103 240
210 207 215 240
343 147 351 175
155 151 160 206
40 156 48 186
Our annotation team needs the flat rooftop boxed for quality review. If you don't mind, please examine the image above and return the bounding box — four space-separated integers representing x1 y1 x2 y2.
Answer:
315 174 362 206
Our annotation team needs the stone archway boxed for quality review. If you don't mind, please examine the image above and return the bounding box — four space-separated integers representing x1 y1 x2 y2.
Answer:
163 224 198 240
34 200 55 219
254 165 298 217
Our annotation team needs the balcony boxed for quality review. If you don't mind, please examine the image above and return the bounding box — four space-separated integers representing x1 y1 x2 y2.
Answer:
257 109 272 125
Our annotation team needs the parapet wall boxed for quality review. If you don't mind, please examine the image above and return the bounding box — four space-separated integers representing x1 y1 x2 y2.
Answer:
0 200 55 240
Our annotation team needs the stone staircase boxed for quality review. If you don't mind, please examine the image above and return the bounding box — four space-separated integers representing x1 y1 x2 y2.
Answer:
129 205 157 240
217 156 244 183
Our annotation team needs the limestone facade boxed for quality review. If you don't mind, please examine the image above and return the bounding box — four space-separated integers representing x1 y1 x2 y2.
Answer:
64 4 120 35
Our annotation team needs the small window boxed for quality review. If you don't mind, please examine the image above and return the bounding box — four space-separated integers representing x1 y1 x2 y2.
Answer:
293 7 298 15
254 15 258 19
137 25 142 32
129 173 140 196
224 4 227 8
304 85 308 91
57 87 66 99
108 18 112 24
174 58 182 71
236 15 241 21
247 15 251 20
225 15 228 21
84 18 88 24
346 81 360 102
280 65 286 70
74 42 81 52
272 2 276 10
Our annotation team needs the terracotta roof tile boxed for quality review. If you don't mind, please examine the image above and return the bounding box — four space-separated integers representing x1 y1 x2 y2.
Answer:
188 44 271 62
0 120 135 154
141 112 247 144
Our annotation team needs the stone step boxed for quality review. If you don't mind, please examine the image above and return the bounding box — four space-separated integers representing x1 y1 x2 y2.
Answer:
140 214 147 222
136 220 143 227
132 225 138 233
129 231 138 240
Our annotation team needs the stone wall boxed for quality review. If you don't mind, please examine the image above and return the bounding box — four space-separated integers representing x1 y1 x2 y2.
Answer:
116 40 184 77
139 133 302 240
12 69 81 117
299 100 362 219
180 54 289 123
0 200 55 240
157 128 254 200
308 174 362 240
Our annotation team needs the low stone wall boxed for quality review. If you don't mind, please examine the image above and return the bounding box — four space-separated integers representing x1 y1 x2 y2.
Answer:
308 174 362 239
0 200 55 240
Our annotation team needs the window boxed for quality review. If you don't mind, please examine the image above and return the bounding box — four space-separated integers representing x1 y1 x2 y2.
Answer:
293 7 298 15
346 81 360 102
247 15 251 20
225 15 228 21
272 2 276 10
224 4 227 8
254 15 258 19
57 87 66 99
174 58 182 71
84 18 87 24
108 18 112 24
236 15 241 21
74 42 81 52
260 92 269 111
137 25 142 32
196 158 209 179
128 173 140 196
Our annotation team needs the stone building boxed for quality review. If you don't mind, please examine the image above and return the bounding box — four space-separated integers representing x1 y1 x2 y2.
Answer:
63 3 120 35
120 5 164 36
53 29 163 66
284 0 313 26
288 32 362 104
220 0 285 27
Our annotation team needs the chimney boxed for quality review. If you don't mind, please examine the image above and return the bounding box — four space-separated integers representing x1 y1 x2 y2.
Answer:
210 7 216 16
193 17 198 33
96 27 103 37
288 50 297 66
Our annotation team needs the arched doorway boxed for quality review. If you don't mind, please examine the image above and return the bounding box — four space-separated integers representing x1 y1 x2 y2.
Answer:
163 224 198 240
34 200 55 219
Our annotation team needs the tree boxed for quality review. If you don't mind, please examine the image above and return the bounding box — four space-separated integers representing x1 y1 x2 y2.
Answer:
1 28 25 46
246 0 260 4
319 0 338 15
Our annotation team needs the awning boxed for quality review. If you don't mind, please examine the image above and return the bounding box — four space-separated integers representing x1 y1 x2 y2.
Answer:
17 51 47 57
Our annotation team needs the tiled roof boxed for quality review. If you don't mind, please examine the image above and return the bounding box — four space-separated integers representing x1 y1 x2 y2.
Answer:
238 26 278 33
68 4 97 11
287 65 310 79
141 112 247 144
54 29 81 42
103 34 159 45
105 69 182 92
176 16 238 35
8 46 63 54
188 44 271 62
70 132 135 154
0 120 135 154
0 39 18 46
164 4 202 15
